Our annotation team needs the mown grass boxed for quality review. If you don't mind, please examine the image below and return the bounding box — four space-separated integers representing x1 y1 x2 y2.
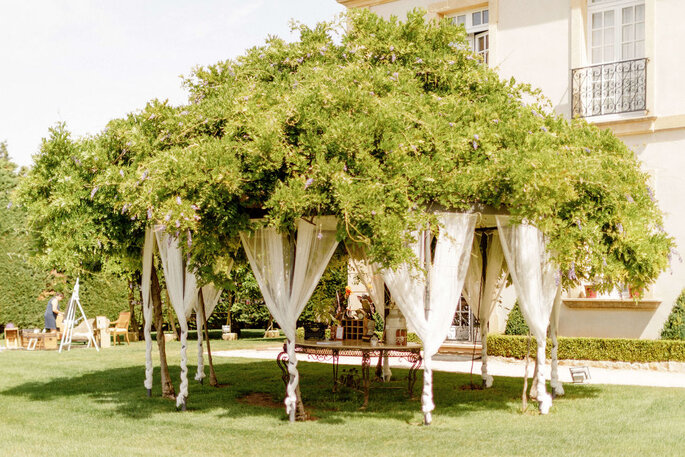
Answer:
1 339 684 457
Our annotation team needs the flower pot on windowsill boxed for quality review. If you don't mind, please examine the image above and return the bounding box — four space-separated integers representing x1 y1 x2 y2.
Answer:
584 285 597 299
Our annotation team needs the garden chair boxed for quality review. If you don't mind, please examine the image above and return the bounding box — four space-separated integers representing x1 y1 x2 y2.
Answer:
109 312 131 345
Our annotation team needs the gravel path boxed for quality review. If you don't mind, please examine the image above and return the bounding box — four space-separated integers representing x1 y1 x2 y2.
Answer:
214 347 685 388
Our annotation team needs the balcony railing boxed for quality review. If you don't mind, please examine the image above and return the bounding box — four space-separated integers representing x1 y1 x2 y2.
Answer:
572 58 647 118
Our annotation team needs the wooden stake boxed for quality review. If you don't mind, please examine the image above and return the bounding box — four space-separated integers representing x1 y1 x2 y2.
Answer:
152 265 176 399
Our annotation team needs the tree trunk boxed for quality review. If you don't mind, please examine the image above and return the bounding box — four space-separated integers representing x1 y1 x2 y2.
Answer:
127 278 141 338
198 289 218 387
152 265 176 399
166 290 181 340
137 285 145 341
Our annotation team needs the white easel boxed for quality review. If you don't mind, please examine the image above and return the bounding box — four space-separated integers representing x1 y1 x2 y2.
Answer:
59 278 99 352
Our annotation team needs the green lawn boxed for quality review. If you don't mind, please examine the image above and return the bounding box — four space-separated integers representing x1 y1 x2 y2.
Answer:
1 339 683 457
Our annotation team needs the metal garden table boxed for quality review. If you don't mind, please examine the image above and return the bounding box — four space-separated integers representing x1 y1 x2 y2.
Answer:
277 340 422 409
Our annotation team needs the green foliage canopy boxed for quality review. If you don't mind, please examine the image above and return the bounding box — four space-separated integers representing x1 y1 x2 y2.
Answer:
20 10 674 295
16 125 145 278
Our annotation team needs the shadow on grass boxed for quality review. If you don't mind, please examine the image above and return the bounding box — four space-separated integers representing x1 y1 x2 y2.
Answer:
0 358 601 423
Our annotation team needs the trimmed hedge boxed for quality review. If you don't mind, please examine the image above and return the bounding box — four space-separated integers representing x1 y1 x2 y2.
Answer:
487 334 685 363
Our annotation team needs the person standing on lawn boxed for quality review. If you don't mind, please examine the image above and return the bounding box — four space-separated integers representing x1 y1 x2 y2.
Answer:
44 293 64 332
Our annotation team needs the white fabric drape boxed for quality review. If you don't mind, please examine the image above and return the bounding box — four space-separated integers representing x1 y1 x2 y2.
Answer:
240 216 339 421
155 230 200 409
549 287 564 397
195 282 225 382
462 232 508 387
346 243 385 319
496 216 559 414
345 242 391 380
382 213 476 424
141 228 156 391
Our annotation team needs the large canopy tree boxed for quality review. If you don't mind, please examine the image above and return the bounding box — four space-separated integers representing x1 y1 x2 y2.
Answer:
108 9 671 292
15 8 674 419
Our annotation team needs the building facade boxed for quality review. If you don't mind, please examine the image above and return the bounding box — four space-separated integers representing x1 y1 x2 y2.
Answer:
338 0 685 339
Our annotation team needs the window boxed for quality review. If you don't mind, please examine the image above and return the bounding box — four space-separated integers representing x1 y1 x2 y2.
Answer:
472 9 489 27
474 31 489 63
452 8 488 34
589 0 645 64
449 8 490 63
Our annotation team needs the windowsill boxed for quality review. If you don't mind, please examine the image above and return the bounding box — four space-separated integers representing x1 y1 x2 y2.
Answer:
584 111 651 125
562 298 661 310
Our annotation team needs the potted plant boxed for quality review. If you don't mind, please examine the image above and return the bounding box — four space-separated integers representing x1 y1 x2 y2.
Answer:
584 285 598 298
629 285 643 299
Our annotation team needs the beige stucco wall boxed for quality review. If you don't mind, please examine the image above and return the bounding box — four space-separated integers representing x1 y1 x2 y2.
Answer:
494 1 572 117
653 0 685 117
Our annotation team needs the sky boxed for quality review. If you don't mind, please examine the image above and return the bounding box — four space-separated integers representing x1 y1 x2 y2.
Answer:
0 0 346 167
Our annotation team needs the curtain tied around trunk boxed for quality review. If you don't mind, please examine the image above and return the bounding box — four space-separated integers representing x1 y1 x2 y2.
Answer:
382 212 476 424
496 216 560 414
240 216 339 421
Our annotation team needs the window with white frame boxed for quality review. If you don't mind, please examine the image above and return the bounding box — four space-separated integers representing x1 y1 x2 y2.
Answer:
449 8 489 64
589 0 645 64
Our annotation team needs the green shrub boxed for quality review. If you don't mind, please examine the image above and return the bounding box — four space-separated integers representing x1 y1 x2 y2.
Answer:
407 332 421 344
504 302 529 335
487 334 685 362
661 289 685 340
299 249 348 326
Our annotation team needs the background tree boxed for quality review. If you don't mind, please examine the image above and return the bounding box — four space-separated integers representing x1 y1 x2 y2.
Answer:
15 125 180 399
0 139 128 327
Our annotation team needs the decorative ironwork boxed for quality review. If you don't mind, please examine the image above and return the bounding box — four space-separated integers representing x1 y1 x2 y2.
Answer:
276 342 423 409
276 350 290 391
572 58 647 118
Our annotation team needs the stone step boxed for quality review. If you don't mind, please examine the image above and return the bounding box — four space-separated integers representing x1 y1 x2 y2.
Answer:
439 341 482 357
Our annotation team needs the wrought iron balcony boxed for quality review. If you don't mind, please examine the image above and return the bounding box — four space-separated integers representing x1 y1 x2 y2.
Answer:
572 58 647 118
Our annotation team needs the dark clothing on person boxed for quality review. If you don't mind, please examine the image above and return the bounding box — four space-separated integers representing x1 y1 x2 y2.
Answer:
44 297 60 330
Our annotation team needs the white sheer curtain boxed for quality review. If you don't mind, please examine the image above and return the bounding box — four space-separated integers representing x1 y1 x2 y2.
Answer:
195 282 226 382
496 216 559 414
462 232 508 387
155 230 200 409
345 242 385 318
240 216 339 422
141 228 156 392
549 287 564 397
345 242 391 380
382 213 476 425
